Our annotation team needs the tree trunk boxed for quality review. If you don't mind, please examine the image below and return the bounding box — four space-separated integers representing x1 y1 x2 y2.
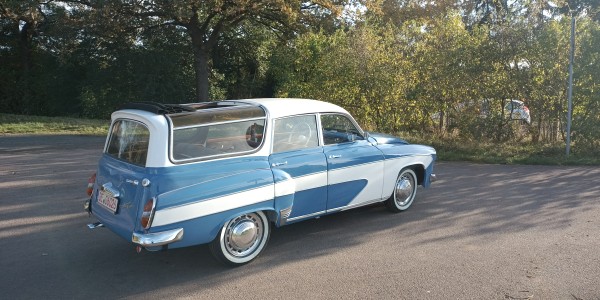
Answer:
18 20 33 114
193 46 210 102
188 25 210 102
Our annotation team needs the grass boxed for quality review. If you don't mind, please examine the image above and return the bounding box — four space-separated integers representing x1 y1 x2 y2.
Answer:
0 113 109 136
1 113 597 165
407 134 600 166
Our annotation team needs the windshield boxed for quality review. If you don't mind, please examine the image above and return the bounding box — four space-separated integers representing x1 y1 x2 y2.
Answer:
106 120 149 166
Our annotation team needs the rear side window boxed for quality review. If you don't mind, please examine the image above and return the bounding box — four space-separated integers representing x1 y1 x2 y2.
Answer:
172 120 265 161
106 120 149 166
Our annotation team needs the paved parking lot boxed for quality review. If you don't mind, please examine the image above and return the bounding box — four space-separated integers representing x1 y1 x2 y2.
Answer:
1 135 599 299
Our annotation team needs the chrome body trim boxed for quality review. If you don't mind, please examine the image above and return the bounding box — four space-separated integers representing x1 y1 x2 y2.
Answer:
287 210 326 222
142 178 151 187
132 228 184 247
87 222 104 229
101 182 120 198
83 198 91 212
326 198 384 213
279 207 292 226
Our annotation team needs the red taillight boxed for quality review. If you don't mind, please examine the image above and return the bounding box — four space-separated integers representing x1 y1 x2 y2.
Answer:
86 173 96 197
524 106 530 113
141 198 156 229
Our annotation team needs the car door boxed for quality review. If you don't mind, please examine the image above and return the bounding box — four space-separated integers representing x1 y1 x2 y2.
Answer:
321 113 385 212
268 114 328 221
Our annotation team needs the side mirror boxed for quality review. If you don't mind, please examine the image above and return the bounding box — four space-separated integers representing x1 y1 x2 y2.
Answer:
346 134 355 142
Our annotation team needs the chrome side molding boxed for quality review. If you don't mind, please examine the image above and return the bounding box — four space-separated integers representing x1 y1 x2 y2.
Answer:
87 222 104 229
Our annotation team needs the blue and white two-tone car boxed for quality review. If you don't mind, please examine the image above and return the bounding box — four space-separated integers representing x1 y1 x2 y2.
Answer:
85 98 437 266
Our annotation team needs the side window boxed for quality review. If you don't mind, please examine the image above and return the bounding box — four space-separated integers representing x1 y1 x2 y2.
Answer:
321 114 364 145
272 115 319 153
172 120 265 160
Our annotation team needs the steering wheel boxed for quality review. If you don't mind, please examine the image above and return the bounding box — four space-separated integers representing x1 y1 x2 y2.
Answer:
289 122 312 147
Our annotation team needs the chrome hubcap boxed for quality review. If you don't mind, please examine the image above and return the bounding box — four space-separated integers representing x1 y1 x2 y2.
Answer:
224 214 263 257
395 174 414 207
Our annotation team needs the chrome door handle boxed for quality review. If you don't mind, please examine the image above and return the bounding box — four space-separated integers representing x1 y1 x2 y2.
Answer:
271 161 288 167
329 155 342 159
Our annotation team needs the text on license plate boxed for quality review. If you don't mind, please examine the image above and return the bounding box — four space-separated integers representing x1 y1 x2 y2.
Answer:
98 190 119 214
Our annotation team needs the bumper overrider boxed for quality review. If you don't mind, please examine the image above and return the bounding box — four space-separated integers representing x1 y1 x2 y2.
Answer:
132 228 184 247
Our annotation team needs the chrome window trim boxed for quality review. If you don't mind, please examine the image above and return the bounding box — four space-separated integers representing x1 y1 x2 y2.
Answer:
319 112 366 146
168 117 268 164
172 116 267 131
270 114 321 154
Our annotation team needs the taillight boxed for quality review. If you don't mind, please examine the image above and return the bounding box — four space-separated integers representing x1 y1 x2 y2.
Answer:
141 198 156 229
524 106 530 113
86 173 96 197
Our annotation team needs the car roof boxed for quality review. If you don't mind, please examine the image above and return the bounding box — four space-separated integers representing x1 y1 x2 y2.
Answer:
225 98 350 119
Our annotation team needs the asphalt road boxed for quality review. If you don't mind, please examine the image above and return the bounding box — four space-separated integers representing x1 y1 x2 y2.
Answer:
1 135 599 299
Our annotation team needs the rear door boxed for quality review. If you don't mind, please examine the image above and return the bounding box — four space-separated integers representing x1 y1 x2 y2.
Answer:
91 119 150 239
268 115 328 221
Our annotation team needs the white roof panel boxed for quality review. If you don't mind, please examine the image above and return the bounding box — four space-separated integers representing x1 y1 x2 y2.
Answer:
224 98 350 119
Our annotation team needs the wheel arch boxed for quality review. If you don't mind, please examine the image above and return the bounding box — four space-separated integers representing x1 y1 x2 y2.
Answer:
205 204 277 244
408 164 426 186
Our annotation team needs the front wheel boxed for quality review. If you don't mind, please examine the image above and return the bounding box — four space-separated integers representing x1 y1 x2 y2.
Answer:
209 211 270 266
385 168 418 213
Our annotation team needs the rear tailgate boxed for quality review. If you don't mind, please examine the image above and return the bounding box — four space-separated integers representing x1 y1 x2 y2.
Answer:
90 118 152 241
91 155 147 240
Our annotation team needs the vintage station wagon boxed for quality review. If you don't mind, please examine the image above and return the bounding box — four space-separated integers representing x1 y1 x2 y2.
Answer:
85 98 437 266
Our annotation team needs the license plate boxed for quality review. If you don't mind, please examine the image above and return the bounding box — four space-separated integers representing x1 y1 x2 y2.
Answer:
98 190 119 214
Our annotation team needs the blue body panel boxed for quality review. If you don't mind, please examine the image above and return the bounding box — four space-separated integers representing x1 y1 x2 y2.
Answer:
324 140 385 210
374 143 437 188
152 200 276 247
91 155 147 241
327 180 368 208
152 156 272 210
91 155 281 247
269 147 328 219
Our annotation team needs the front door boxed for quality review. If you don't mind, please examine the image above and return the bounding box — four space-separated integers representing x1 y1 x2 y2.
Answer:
320 114 385 211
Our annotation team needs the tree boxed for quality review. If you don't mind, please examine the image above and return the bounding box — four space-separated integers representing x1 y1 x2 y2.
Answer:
86 0 349 102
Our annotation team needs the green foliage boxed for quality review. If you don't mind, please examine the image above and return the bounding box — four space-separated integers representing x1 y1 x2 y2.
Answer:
1 0 600 158
570 17 600 153
271 25 416 133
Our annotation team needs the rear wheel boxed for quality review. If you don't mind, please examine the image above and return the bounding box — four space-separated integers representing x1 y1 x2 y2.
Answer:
209 211 270 266
385 168 418 213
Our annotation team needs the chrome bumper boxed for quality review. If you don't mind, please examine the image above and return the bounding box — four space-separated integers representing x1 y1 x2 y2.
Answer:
430 174 437 182
132 228 184 247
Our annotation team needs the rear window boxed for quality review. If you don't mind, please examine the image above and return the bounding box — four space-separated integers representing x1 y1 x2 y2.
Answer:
106 120 149 166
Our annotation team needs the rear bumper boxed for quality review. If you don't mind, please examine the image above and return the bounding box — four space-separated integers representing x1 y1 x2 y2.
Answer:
430 174 437 182
132 228 184 247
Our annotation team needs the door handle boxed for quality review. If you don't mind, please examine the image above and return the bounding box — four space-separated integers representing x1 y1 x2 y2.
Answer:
271 161 288 167
329 155 342 159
